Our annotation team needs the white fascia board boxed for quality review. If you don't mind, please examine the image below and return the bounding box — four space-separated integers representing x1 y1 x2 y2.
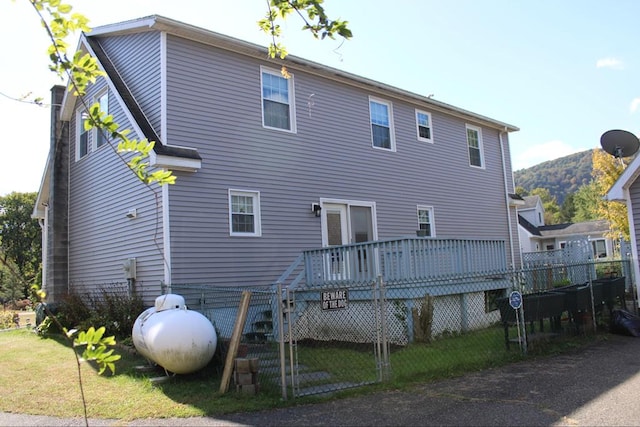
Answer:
150 152 201 172
32 154 51 219
607 154 640 201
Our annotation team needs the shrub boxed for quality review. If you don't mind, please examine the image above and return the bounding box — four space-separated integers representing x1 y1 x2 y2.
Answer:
42 287 144 340
87 290 145 339
0 311 16 329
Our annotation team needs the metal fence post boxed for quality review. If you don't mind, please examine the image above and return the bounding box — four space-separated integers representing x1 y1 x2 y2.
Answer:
377 275 391 382
276 282 288 400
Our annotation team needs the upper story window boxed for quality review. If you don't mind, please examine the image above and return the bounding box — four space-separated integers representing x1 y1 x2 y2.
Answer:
229 189 262 237
415 110 433 143
369 97 395 151
76 109 88 160
261 67 296 132
466 124 484 168
94 91 109 149
417 205 435 237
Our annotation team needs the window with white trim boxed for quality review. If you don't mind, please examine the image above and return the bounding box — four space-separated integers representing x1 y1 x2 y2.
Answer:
369 97 395 151
417 206 435 237
94 91 109 149
76 109 88 160
415 110 433 143
591 239 607 258
229 190 262 236
466 124 484 168
261 67 295 132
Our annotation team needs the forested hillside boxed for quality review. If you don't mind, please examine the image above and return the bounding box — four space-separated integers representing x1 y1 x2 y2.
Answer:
514 149 593 204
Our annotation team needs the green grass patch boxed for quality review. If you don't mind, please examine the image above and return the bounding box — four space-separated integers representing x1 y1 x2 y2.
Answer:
0 323 602 420
0 330 287 420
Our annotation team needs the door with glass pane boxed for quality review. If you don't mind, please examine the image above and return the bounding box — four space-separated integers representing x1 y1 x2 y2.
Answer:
324 204 349 280
323 203 375 280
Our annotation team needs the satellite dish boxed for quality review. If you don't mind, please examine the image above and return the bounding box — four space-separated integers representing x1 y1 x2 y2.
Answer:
600 129 640 158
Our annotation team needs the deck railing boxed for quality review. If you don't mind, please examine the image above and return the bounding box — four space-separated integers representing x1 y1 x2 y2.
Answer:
300 237 508 287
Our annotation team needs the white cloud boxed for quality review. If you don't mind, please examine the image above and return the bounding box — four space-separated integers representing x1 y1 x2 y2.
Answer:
630 98 640 114
512 140 588 170
596 57 624 69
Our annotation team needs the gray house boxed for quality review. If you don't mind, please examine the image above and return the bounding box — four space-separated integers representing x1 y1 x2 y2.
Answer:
33 15 521 305
607 150 640 290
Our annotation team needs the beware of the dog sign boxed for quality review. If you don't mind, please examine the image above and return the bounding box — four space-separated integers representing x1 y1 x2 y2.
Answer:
321 289 348 310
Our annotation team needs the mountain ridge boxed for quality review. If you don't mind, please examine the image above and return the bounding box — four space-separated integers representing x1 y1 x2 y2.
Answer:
513 149 594 205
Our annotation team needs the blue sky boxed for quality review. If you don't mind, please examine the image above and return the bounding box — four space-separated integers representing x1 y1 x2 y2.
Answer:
1 0 639 196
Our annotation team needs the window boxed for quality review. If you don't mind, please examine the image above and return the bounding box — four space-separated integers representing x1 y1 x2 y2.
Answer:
76 109 88 160
591 239 607 258
466 124 484 168
415 110 433 142
369 98 395 150
94 91 109 149
229 190 261 236
261 67 295 132
417 206 435 237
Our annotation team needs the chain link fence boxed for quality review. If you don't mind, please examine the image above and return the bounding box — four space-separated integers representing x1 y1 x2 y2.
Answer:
171 257 635 400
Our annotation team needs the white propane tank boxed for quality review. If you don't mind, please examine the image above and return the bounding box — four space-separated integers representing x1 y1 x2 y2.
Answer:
132 294 217 374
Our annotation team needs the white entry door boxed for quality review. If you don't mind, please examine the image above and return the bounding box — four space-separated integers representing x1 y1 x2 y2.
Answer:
324 204 349 279
322 202 375 280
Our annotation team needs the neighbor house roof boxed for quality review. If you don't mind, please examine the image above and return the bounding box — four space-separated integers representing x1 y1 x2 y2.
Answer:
518 215 541 236
536 220 610 238
520 195 541 210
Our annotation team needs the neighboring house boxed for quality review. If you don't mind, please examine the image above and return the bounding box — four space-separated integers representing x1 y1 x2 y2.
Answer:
607 151 640 290
33 15 522 306
517 195 613 258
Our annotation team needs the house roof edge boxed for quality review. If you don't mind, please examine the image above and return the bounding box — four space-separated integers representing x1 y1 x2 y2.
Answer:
88 15 519 132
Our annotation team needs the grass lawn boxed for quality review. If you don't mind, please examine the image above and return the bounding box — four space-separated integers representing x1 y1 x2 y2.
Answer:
0 324 602 420
0 329 288 420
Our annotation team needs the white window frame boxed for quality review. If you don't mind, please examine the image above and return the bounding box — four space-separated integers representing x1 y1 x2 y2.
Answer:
591 238 607 258
93 90 109 150
417 205 435 237
466 124 485 169
228 189 262 237
369 97 396 151
260 66 296 133
415 109 433 143
75 108 89 161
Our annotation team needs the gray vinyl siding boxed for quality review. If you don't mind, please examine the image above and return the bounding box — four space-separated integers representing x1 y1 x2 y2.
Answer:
68 79 165 303
97 32 163 136
162 34 518 287
630 179 640 263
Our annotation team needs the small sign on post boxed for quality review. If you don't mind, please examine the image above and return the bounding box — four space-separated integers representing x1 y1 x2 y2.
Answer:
509 291 522 310
508 290 527 353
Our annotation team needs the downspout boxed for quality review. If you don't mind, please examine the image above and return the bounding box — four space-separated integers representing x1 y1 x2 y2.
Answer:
162 182 172 293
499 127 516 269
38 215 47 292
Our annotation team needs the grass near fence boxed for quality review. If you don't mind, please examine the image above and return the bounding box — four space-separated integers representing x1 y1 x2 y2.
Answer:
291 321 601 393
0 324 602 420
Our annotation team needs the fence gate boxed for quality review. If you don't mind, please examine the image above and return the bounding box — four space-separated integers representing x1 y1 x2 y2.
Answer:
278 278 391 399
